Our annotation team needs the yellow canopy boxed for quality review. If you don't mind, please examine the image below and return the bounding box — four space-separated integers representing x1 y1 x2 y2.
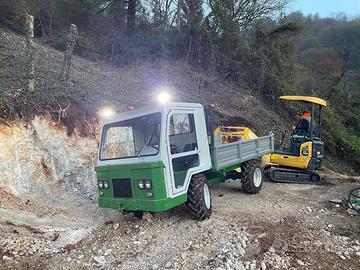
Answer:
279 96 327 107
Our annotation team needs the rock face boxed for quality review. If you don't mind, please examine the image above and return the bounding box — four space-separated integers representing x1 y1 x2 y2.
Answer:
0 116 98 202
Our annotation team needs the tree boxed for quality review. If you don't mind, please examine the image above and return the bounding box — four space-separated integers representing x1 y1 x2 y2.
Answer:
0 0 28 33
205 0 288 76
208 0 288 32
243 17 304 109
147 0 177 30
49 0 54 35
61 24 78 84
127 0 136 35
25 14 35 92
302 48 345 75
176 0 181 30
108 0 127 30
181 0 203 63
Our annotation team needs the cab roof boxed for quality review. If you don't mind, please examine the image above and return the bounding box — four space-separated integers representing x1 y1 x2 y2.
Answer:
279 96 327 107
101 102 203 125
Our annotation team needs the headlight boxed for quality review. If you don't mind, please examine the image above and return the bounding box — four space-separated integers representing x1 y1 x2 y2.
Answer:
103 181 109 189
144 180 152 189
98 181 104 189
98 181 109 189
138 180 145 189
302 146 309 156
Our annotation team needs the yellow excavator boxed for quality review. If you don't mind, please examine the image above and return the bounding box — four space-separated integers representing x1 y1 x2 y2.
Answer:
263 96 327 183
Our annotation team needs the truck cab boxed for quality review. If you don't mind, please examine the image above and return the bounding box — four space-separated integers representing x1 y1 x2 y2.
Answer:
96 103 212 213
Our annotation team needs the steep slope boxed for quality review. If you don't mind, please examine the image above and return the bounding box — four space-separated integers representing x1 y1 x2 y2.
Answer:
1 26 360 270
1 27 285 135
0 26 286 202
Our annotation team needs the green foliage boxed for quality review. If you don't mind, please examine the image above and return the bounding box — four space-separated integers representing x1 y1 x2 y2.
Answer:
208 0 288 30
292 15 360 172
0 0 29 34
180 0 204 64
323 106 360 171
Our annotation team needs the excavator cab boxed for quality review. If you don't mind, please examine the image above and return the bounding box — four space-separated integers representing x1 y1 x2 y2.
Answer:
265 96 327 183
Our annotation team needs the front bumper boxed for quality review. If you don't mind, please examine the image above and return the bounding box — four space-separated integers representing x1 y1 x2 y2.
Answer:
98 195 187 212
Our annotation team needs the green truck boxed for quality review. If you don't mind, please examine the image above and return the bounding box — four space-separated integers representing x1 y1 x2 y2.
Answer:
95 102 274 220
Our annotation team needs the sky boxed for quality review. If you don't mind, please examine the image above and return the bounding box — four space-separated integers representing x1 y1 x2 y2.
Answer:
290 0 360 17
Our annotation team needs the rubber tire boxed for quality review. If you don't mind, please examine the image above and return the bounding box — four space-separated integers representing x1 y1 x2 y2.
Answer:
310 173 321 183
262 165 272 181
133 211 143 219
187 174 212 220
241 160 263 194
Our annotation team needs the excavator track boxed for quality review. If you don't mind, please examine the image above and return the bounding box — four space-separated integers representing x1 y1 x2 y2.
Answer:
266 166 321 184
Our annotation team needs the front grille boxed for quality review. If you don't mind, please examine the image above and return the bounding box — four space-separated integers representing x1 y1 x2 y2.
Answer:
112 179 132 198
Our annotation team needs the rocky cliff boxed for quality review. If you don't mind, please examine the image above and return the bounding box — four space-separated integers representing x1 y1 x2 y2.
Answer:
0 116 98 203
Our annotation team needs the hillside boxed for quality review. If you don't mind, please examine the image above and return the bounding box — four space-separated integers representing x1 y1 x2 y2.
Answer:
0 26 285 137
0 25 290 206
1 22 360 270
3 25 360 175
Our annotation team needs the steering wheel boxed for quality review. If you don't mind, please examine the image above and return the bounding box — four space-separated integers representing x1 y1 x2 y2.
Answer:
292 129 306 137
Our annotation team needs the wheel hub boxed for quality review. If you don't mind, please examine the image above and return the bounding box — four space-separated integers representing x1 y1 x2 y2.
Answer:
203 184 211 209
253 168 262 187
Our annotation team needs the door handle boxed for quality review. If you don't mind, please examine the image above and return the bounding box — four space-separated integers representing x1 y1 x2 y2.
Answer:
283 156 289 159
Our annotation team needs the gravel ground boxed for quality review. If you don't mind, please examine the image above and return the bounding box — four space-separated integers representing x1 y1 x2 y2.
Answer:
0 175 359 270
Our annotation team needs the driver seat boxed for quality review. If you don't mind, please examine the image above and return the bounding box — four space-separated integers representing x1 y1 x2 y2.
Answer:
275 132 307 157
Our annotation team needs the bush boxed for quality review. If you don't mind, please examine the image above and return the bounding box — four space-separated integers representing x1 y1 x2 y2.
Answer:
323 106 360 171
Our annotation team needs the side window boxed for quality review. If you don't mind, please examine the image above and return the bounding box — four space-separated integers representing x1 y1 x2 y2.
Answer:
169 113 197 155
170 113 192 135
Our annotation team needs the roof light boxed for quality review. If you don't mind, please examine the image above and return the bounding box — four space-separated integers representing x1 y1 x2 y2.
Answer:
158 92 170 104
99 107 115 119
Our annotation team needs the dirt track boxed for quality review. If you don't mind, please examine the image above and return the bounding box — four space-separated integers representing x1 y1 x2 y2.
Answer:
1 176 360 270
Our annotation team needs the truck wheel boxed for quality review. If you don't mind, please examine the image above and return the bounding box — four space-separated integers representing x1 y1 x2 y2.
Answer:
241 160 263 194
187 174 212 220
262 165 272 181
133 211 143 219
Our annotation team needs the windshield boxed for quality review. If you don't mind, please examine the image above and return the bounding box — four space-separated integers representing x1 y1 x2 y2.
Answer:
99 112 161 160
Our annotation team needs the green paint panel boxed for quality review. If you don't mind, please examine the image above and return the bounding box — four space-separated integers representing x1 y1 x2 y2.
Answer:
204 170 225 186
95 152 259 212
95 162 187 212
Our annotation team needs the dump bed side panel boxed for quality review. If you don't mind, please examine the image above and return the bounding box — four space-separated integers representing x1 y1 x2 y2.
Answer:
213 134 274 170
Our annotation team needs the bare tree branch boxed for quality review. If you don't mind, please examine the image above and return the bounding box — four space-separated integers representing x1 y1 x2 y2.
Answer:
208 0 288 33
147 0 177 30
